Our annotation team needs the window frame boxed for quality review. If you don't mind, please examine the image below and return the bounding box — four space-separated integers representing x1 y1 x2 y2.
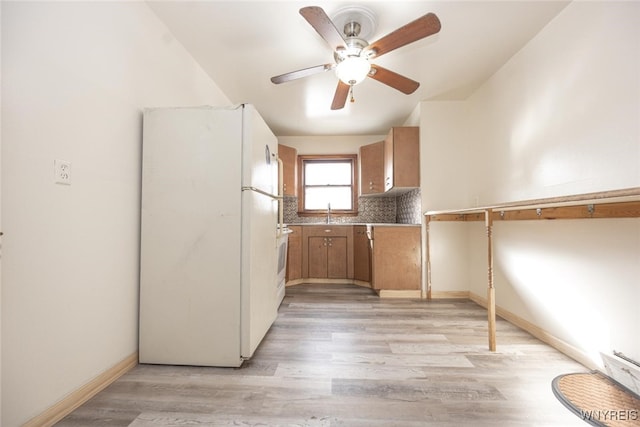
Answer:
297 154 359 217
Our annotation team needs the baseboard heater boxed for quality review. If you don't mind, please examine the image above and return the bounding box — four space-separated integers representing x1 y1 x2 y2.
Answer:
613 351 640 368
601 351 640 396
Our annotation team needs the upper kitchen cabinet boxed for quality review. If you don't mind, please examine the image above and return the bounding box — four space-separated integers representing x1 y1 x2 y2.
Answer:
384 127 420 193
278 144 297 196
359 140 385 196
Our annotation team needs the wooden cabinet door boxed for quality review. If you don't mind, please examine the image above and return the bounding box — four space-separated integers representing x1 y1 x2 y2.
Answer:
359 141 384 195
301 225 354 279
353 226 370 282
278 144 297 196
392 127 420 188
384 127 420 192
327 236 347 279
286 226 302 282
371 226 421 290
383 134 394 192
307 236 328 278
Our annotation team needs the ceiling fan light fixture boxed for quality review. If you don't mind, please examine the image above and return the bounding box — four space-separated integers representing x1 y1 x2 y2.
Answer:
272 6 441 110
335 56 371 86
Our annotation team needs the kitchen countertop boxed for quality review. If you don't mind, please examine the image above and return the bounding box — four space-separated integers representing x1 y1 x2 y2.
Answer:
286 223 421 227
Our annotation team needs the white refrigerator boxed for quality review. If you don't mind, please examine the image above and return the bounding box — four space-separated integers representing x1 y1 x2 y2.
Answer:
139 104 281 367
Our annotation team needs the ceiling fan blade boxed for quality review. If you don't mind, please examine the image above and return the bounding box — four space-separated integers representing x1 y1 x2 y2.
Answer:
365 13 441 58
331 81 350 110
368 65 420 94
299 6 347 52
271 64 335 84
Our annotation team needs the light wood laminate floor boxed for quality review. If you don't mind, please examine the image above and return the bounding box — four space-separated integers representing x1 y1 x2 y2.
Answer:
57 283 588 426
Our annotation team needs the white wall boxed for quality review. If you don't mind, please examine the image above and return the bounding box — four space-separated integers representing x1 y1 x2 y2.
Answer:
1 2 230 426
422 1 640 366
403 103 421 127
466 1 639 204
420 101 471 211
0 2 3 421
278 135 385 155
419 102 472 292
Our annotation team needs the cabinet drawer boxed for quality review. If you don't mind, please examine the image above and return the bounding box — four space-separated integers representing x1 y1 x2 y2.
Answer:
302 225 351 237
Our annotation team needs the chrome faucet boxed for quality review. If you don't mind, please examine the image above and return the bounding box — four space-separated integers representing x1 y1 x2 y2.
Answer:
326 203 331 224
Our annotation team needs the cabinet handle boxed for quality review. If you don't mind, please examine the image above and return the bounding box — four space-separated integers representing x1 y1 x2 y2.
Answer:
324 229 332 233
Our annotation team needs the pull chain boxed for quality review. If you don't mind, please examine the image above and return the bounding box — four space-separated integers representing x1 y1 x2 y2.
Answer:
349 85 355 103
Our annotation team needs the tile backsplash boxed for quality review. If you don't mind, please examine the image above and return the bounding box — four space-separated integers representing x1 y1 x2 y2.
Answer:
284 188 422 224
397 188 423 224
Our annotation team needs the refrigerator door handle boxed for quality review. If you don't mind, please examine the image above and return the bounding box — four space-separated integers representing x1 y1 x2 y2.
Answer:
276 156 284 238
242 186 284 237
242 151 285 238
241 186 282 200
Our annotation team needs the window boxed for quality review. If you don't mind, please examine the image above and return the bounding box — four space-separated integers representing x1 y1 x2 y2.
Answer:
298 155 358 215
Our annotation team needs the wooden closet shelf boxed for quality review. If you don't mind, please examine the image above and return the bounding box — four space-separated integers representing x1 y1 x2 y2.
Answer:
429 201 640 222
422 187 640 353
425 187 640 222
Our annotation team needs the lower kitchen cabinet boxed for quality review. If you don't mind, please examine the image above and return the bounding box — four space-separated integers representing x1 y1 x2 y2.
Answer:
308 236 348 278
353 225 370 282
302 225 354 279
371 226 421 290
286 226 302 282
289 224 420 290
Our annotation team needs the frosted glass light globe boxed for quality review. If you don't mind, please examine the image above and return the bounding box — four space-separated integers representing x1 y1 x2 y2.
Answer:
335 56 371 86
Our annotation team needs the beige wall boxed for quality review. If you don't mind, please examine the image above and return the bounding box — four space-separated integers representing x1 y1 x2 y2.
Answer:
3 1 639 424
1 2 230 426
0 2 3 420
278 135 385 155
421 1 640 365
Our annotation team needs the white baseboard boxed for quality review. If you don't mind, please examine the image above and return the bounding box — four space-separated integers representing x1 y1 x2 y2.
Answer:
286 278 372 288
286 280 425 298
375 289 422 298
23 352 138 427
429 290 471 299
468 292 597 369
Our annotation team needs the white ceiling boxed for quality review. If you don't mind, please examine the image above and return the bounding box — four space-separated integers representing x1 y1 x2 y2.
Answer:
147 1 571 137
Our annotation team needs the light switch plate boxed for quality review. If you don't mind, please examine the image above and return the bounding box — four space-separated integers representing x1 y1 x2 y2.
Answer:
54 159 71 185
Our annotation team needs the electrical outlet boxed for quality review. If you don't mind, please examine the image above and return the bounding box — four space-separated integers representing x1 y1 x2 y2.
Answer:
54 159 71 185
